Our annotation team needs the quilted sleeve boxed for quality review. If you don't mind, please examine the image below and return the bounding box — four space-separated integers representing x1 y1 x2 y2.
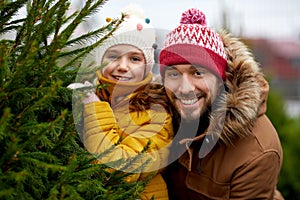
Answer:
83 101 173 182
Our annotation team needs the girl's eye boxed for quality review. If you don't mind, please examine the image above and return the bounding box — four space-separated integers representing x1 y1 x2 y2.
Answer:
131 56 143 62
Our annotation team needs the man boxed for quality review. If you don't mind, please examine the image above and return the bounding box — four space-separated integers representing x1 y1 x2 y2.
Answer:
159 8 284 199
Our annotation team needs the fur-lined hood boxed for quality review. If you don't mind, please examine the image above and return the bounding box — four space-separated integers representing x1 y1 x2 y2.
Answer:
206 31 269 145
132 31 269 146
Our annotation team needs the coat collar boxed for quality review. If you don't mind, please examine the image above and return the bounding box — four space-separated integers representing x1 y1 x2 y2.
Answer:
96 71 153 106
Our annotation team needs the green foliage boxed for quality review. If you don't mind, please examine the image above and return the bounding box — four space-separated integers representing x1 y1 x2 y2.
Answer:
266 89 300 199
0 0 147 199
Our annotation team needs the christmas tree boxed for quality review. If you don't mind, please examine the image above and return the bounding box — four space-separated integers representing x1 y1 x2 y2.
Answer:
0 0 148 199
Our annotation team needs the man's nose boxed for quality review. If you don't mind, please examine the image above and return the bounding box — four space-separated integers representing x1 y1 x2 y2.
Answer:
178 75 195 93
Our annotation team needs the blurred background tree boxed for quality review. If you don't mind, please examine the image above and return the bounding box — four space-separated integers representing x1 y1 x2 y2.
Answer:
0 0 148 199
266 88 300 200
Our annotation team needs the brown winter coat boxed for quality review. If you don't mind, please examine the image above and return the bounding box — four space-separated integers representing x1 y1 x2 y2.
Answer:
163 31 284 200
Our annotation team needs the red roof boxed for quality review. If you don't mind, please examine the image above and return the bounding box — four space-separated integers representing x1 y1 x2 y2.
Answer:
249 38 300 80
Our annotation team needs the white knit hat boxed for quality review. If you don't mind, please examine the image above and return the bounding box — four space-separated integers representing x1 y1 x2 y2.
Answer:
95 4 156 76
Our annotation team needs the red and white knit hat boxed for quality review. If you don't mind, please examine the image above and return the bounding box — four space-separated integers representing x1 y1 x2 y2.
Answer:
159 8 227 80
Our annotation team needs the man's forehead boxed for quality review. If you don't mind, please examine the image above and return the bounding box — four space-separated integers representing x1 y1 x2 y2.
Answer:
166 64 208 71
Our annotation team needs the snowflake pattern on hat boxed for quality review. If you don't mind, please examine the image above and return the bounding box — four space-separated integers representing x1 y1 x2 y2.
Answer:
164 9 226 60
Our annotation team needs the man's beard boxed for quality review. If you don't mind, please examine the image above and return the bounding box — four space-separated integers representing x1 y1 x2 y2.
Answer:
171 102 211 138
180 103 209 123
176 94 211 123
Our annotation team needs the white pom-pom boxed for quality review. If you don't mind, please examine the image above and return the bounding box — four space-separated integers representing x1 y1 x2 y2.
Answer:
121 4 145 18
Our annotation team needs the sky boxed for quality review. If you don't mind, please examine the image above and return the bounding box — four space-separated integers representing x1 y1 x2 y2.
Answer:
74 0 300 41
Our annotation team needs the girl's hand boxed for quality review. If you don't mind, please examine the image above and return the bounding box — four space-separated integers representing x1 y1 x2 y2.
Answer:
67 81 100 104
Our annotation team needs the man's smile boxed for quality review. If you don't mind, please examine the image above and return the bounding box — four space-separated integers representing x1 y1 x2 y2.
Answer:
178 98 199 105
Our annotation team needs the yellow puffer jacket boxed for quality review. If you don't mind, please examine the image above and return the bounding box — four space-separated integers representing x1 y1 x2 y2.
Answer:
83 72 173 200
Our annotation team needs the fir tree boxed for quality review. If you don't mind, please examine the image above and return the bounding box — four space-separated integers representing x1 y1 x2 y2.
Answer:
0 0 149 199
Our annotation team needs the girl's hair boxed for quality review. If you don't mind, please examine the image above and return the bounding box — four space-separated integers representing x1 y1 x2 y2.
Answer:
129 83 170 112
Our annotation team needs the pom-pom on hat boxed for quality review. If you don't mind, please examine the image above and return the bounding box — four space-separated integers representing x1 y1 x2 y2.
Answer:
159 8 227 80
96 4 156 76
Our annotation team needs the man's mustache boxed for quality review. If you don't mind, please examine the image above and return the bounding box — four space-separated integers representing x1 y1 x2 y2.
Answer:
173 91 206 100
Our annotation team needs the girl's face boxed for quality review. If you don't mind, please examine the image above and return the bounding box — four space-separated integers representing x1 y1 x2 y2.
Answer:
102 44 146 83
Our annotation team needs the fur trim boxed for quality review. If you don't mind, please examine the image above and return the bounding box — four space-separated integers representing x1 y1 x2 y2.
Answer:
210 31 264 145
130 32 266 146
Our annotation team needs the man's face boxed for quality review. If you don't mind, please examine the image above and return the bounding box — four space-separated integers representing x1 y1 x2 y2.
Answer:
164 64 221 122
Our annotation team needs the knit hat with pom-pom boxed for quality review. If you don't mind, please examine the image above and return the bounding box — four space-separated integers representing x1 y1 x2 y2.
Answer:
159 8 227 80
96 4 156 76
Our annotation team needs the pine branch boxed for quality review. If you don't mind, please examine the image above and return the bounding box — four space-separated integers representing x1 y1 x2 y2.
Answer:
0 0 27 33
57 0 108 45
57 14 125 74
0 1 150 199
63 20 118 52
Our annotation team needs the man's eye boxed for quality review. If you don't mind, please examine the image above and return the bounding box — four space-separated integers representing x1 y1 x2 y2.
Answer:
166 71 180 78
195 70 205 77
107 54 118 60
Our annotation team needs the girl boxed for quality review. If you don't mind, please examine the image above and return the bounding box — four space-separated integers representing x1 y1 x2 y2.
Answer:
80 5 173 200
